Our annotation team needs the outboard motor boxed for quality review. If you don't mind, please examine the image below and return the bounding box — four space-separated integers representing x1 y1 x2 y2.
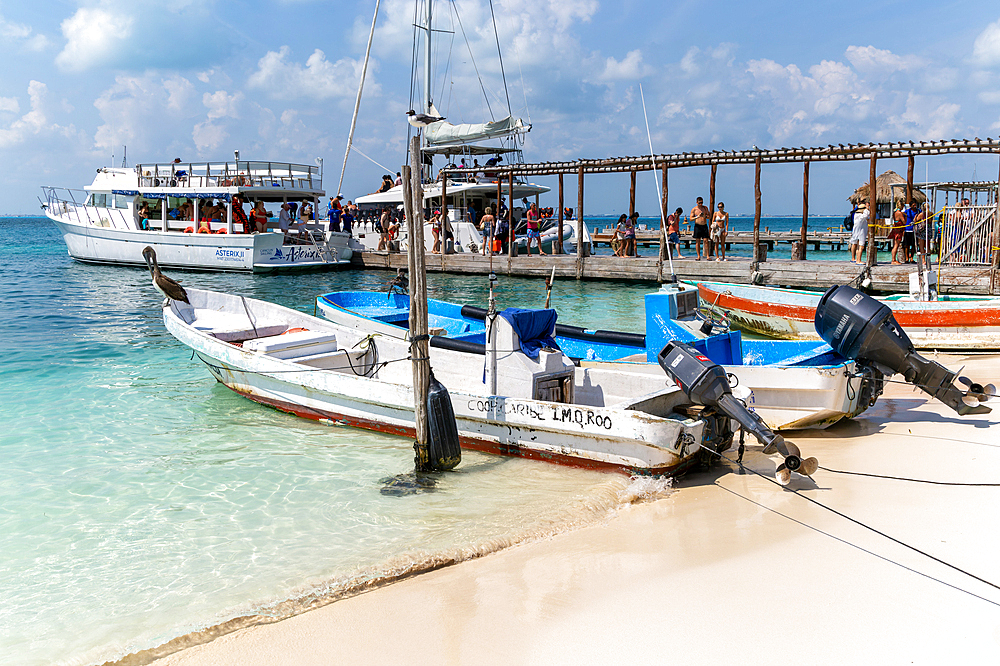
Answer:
815 285 992 416
658 342 817 485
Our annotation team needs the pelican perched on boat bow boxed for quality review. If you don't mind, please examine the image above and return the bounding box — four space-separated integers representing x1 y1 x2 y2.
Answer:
142 246 189 305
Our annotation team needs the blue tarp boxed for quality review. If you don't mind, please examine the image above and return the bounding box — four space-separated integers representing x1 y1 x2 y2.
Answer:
499 308 560 358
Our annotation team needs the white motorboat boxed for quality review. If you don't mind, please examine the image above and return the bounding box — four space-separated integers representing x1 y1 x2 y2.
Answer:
161 287 744 475
42 158 358 272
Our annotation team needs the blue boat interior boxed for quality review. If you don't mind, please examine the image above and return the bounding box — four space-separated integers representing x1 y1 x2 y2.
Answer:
318 291 846 368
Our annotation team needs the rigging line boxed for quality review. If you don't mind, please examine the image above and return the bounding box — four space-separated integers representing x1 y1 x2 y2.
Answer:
705 445 1000 596
504 10 530 123
818 466 1000 486
348 146 396 175
451 0 495 121
712 483 1000 609
437 6 456 114
640 84 674 278
407 0 421 163
488 0 512 116
339 0 382 197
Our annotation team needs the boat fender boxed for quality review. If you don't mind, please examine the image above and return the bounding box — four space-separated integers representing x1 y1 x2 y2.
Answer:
417 370 461 472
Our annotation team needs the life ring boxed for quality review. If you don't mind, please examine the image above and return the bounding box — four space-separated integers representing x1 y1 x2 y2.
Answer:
184 226 194 233
213 228 227 234
282 327 310 335
197 220 211 233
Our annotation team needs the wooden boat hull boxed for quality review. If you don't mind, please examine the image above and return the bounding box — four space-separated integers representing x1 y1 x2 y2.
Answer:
164 289 721 475
697 281 1000 350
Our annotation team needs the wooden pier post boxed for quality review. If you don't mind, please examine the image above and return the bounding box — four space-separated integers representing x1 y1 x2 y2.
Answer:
577 165 585 279
798 161 809 260
992 155 1000 293
441 176 448 253
708 163 717 220
508 170 515 260
659 164 669 268
557 173 564 255
403 136 430 459
629 168 637 218
752 157 761 264
906 155 915 206
866 151 878 267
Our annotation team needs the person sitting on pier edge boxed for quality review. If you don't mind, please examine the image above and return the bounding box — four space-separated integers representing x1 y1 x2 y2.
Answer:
712 202 729 261
689 196 710 260
232 194 251 234
525 203 546 256
889 201 906 265
667 207 685 259
850 203 869 264
904 201 919 263
611 214 626 257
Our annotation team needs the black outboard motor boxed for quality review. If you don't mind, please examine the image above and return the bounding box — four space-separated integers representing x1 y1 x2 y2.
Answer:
814 285 991 416
658 342 817 484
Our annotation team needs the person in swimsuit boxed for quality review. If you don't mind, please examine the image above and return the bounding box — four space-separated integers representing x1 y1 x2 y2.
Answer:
667 207 684 259
689 196 710 260
525 203 545 255
890 201 906 264
903 201 919 262
626 212 639 257
711 202 729 261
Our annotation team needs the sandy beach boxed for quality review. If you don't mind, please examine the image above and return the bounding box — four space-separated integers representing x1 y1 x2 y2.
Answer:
142 352 1000 666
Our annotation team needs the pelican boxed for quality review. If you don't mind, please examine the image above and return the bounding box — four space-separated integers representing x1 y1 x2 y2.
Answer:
406 110 445 128
142 246 189 305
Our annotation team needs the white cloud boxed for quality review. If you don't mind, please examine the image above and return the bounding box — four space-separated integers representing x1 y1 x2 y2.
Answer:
192 121 227 152
203 90 243 120
0 97 19 114
0 13 50 51
973 18 1000 68
592 50 649 82
0 81 49 148
845 45 922 74
248 47 364 100
55 8 134 72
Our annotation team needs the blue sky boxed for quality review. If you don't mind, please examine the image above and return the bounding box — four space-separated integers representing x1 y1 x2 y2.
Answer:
2 0 1000 215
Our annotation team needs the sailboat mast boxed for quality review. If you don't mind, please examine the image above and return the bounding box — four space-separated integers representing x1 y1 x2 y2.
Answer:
424 0 433 115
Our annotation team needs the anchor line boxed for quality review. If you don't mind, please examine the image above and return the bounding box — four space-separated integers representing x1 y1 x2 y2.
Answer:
817 466 1000 487
701 443 1000 601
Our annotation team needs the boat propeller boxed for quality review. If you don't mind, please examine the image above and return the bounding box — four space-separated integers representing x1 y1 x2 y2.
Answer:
815 285 991 416
958 376 997 408
658 341 817 485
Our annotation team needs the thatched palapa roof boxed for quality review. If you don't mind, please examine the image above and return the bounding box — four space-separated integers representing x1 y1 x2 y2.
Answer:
848 170 927 205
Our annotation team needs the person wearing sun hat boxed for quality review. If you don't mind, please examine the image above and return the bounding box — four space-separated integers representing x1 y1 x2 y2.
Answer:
850 202 869 264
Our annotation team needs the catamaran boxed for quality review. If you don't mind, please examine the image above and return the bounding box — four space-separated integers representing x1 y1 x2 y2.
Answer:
41 157 358 272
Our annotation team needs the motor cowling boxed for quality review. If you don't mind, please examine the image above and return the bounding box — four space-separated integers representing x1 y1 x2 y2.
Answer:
658 341 817 484
814 285 990 416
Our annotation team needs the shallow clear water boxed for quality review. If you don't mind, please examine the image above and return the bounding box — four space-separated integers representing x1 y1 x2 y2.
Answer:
0 218 673 666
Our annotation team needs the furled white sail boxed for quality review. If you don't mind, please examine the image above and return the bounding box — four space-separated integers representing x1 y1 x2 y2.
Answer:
423 105 530 146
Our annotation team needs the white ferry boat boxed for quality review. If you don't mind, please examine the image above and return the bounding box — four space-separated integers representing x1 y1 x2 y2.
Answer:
42 158 357 272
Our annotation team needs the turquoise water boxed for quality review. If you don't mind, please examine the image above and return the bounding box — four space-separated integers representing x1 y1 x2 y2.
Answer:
0 218 673 666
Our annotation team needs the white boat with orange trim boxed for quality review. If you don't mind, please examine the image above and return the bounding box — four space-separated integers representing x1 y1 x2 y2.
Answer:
160 287 742 476
696 280 1000 349
41 158 356 272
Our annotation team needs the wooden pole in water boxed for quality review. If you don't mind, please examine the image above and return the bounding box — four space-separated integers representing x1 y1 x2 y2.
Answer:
577 165 585 279
659 165 668 265
404 135 430 464
441 174 448 253
992 155 1000 292
557 173 564 255
508 169 515 259
866 151 878 267
709 164 717 258
629 168 637 218
752 156 761 264
495 177 502 254
799 161 809 260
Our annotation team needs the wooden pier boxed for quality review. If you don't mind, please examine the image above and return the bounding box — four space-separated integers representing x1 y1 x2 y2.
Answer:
590 229 864 253
353 251 994 294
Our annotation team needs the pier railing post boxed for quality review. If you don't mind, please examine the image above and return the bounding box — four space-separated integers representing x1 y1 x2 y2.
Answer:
798 161 809 260
557 173 564 255
752 156 761 266
577 165 585 279
906 154 915 207
629 168 637 218
866 151 878 268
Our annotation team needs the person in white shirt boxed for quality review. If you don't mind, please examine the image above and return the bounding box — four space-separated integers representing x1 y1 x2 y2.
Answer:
278 203 292 235
850 203 870 264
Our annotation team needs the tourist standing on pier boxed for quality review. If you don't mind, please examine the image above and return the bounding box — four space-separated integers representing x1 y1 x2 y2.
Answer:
626 212 639 257
850 203 869 263
667 207 684 259
890 202 906 264
611 214 626 257
712 203 729 261
689 197 710 260
914 203 930 256
480 206 495 255
525 203 546 255
904 201 919 262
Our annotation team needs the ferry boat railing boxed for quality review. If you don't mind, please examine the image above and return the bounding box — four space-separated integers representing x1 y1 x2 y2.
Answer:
42 187 133 229
939 205 997 265
135 160 322 192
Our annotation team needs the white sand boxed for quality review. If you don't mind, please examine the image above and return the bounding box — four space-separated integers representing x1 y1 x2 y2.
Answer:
150 353 1000 665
